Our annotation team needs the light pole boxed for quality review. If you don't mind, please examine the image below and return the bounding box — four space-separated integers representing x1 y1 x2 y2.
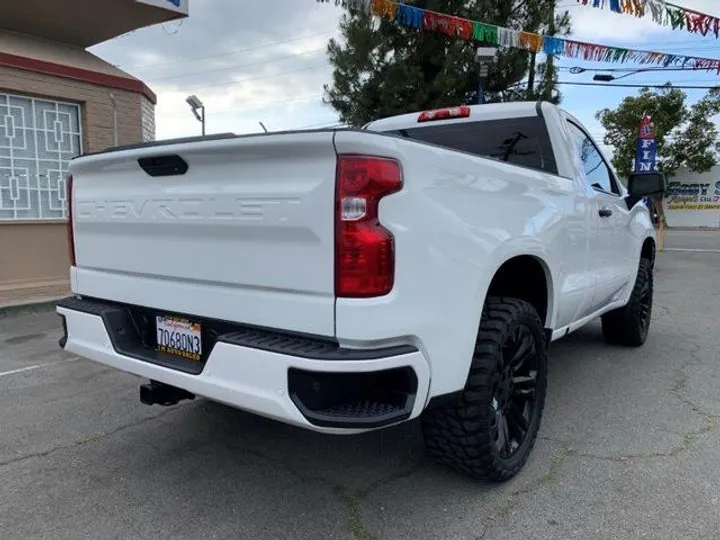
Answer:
475 47 497 105
186 95 205 136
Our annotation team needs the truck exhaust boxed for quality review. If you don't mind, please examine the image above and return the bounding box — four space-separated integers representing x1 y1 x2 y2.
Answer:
139 380 195 407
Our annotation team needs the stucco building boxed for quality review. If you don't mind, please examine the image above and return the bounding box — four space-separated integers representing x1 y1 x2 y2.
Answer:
0 0 188 307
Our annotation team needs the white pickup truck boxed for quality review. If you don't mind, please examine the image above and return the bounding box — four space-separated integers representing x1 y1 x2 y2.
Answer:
57 101 659 482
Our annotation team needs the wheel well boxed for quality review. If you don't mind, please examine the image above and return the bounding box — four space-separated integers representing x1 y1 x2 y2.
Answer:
486 256 550 326
641 237 656 267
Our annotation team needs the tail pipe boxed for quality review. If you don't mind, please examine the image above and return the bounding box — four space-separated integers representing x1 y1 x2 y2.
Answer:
140 380 195 406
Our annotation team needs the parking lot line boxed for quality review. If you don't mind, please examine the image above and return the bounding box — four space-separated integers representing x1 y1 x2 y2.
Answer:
663 248 720 253
0 358 79 378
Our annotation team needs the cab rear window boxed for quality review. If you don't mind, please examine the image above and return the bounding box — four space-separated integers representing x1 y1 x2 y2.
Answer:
383 117 558 175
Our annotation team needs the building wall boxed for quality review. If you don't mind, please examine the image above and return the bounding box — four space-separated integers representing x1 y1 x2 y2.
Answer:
141 94 156 142
0 49 156 301
0 65 145 151
663 166 720 229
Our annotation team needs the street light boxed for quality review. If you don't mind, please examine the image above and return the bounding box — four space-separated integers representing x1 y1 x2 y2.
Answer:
593 73 616 82
186 95 205 136
569 66 671 82
475 47 497 105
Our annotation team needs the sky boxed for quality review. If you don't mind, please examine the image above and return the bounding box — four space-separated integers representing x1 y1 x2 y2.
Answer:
89 0 720 149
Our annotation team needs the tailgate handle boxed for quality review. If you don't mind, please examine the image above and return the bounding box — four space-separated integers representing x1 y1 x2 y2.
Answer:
138 155 188 177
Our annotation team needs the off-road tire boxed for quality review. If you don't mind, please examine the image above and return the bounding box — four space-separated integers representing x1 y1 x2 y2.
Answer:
601 258 653 347
421 297 548 482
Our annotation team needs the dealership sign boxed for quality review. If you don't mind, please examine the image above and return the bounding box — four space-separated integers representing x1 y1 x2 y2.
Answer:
665 181 720 211
136 0 189 15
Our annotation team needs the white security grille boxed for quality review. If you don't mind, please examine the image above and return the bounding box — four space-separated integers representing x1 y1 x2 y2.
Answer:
0 93 82 221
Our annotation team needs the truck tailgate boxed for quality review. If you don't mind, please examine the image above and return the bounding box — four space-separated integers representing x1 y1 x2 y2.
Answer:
69 132 338 336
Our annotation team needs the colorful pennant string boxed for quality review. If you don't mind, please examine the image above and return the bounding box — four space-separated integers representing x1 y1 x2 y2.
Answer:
316 0 720 72
576 1 720 39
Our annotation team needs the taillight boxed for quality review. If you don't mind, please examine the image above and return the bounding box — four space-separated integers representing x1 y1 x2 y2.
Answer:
417 105 470 123
66 175 76 267
335 155 403 298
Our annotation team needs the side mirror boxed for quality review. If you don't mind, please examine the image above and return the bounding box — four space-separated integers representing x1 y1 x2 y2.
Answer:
627 172 665 198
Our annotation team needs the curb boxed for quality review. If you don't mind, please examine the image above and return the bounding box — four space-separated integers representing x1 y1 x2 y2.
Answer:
0 299 62 318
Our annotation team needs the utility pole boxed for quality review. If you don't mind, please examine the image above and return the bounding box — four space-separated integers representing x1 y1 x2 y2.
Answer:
544 0 557 101
527 52 537 99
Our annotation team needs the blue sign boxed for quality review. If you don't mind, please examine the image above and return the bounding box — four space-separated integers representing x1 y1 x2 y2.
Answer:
635 138 658 173
634 114 658 173
167 0 180 6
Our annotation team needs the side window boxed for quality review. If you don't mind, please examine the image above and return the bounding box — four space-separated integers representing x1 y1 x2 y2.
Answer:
567 122 619 195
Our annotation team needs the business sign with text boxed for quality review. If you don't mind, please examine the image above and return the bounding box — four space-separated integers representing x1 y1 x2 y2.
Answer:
665 180 720 211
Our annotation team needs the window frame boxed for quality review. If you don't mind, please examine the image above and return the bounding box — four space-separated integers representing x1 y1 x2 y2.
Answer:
0 92 83 222
566 120 622 198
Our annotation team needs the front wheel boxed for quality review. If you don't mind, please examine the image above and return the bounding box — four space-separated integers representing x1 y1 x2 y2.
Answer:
601 258 653 347
421 297 548 482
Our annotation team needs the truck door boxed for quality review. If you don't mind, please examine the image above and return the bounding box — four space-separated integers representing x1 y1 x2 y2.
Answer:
566 121 630 312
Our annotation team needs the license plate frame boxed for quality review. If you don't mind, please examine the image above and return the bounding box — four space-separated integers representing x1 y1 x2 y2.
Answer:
155 315 202 361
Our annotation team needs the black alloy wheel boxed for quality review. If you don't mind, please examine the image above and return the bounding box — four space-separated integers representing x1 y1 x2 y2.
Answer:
422 297 548 482
492 325 540 459
601 258 653 347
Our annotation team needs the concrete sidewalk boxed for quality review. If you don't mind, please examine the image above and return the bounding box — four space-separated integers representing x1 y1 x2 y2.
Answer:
0 281 68 314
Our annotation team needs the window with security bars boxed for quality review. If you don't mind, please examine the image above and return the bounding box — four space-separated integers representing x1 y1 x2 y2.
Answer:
0 93 82 221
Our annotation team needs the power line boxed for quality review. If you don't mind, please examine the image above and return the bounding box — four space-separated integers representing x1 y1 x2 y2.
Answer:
161 94 324 117
293 120 344 130
150 48 326 82
120 30 336 70
176 64 329 93
556 81 719 89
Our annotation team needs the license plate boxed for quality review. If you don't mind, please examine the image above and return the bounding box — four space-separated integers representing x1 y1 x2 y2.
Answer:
156 315 202 361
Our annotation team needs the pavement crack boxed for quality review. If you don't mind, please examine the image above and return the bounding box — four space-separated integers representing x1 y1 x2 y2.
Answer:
668 342 717 416
356 458 428 498
343 493 377 540
574 415 716 463
337 459 426 540
228 444 335 488
0 407 180 469
537 444 575 484
479 444 575 536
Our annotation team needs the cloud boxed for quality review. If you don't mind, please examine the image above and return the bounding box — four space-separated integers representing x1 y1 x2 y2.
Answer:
88 0 720 140
90 0 342 138
566 6 669 42
564 0 720 42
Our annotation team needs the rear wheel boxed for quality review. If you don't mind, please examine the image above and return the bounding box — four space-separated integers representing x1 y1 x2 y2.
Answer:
421 297 548 482
601 258 653 347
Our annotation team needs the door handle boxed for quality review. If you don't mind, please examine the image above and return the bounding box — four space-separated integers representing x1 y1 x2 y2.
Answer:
598 208 613 218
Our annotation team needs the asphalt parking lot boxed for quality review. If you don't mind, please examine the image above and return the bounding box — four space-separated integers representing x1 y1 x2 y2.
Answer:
1 229 719 540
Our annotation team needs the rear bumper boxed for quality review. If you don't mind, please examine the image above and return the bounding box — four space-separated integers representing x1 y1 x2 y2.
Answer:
57 297 431 434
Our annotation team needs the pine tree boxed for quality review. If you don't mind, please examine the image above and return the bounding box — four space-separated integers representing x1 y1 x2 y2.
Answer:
323 0 571 127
